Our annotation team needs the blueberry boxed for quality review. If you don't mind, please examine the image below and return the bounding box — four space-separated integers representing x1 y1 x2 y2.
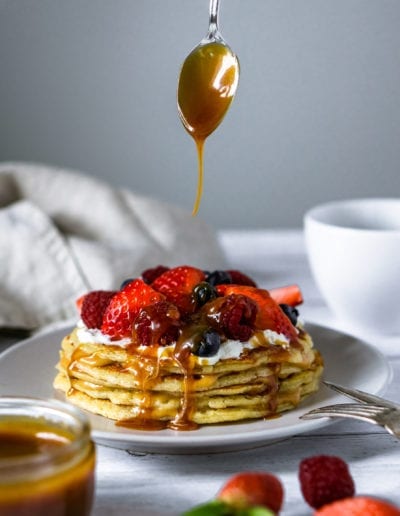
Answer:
205 270 232 287
193 282 217 307
120 278 134 289
280 304 299 326
193 330 221 357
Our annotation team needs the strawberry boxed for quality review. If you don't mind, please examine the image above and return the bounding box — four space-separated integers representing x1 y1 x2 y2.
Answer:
76 294 85 313
80 290 117 329
101 279 164 339
299 455 355 509
151 265 206 314
217 471 284 513
227 270 257 287
269 284 303 307
216 284 298 341
315 496 400 516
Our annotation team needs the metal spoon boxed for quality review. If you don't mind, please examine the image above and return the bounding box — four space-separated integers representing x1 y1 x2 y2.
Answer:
177 0 240 215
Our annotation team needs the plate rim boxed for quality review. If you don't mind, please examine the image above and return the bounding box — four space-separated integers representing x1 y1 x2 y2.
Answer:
0 320 392 452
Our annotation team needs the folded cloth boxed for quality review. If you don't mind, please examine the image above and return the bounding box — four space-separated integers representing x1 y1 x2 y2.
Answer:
0 162 226 331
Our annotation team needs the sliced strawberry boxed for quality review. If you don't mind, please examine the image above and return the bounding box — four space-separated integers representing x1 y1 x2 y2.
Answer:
76 294 85 313
151 265 206 315
216 284 298 341
269 284 303 307
227 269 257 287
101 279 164 339
217 471 284 513
80 290 117 329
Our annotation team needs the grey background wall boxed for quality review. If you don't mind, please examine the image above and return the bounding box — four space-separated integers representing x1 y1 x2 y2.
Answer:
0 1 399 229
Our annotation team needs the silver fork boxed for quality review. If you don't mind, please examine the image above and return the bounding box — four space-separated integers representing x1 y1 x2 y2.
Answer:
300 381 400 439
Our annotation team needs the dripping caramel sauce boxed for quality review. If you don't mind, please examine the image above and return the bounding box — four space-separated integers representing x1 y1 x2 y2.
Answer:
177 41 239 215
67 324 303 431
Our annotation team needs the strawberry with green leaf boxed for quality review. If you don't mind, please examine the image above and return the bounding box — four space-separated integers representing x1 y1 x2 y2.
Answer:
182 500 274 515
182 471 283 516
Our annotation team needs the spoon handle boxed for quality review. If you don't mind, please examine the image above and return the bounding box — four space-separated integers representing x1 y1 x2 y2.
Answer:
207 0 221 39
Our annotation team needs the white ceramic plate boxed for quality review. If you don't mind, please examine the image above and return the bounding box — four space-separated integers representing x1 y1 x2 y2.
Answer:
0 322 391 454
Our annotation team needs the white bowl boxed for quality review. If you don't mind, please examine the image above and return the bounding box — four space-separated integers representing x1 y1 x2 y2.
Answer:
304 198 400 335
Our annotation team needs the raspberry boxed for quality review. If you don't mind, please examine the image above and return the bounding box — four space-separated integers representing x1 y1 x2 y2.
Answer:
141 265 170 284
216 284 298 342
299 455 355 509
80 290 116 329
315 496 400 516
206 294 257 341
132 301 181 346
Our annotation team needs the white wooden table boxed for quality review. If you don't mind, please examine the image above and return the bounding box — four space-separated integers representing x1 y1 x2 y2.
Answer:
1 229 399 515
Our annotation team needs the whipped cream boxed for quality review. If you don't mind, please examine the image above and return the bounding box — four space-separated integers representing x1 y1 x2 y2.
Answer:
76 321 131 346
75 320 290 366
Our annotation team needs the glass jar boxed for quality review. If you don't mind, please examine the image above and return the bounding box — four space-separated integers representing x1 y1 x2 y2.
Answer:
0 396 95 516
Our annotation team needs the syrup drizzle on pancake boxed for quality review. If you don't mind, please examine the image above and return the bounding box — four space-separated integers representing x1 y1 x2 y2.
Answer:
64 327 302 431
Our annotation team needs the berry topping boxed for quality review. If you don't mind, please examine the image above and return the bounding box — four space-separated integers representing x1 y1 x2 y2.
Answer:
217 471 284 513
269 284 303 307
299 455 355 509
205 269 257 287
205 270 232 286
192 281 217 307
315 496 400 516
80 290 117 329
101 279 164 339
120 278 134 289
216 285 298 341
75 294 85 313
227 269 257 287
132 301 181 346
141 265 170 284
205 294 258 342
280 303 299 326
151 265 206 315
192 329 221 357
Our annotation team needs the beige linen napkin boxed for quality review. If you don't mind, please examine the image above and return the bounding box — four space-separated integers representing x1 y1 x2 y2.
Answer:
0 162 226 330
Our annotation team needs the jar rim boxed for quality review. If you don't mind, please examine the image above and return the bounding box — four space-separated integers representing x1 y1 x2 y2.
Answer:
0 396 91 475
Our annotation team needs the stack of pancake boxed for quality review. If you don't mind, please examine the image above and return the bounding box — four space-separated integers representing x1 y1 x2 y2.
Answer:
54 326 323 430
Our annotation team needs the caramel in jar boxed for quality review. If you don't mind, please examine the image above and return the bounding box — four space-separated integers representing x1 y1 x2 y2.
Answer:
0 397 95 516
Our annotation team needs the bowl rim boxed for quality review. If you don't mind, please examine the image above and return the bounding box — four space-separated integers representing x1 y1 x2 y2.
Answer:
304 197 400 234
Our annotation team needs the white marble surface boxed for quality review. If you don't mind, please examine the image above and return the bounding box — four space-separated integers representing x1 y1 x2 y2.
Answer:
1 229 400 515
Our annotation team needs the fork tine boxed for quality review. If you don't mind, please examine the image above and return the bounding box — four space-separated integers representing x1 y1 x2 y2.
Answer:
300 408 381 426
301 402 388 419
323 381 400 410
